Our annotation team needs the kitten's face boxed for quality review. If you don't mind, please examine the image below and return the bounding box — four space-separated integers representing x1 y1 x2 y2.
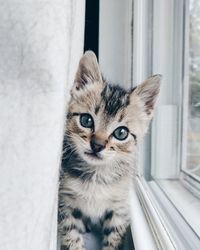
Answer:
66 51 161 167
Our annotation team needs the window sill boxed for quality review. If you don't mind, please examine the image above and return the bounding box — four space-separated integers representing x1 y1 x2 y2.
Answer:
133 176 200 250
155 179 200 238
129 181 157 250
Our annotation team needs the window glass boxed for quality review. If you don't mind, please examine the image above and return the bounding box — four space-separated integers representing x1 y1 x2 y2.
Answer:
187 0 200 177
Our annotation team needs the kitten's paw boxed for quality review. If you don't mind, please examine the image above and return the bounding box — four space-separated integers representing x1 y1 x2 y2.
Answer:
61 234 85 250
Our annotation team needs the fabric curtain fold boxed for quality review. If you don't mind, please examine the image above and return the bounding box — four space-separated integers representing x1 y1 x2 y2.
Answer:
0 1 85 249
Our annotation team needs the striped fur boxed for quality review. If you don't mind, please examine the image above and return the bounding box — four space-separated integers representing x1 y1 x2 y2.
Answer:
59 51 161 249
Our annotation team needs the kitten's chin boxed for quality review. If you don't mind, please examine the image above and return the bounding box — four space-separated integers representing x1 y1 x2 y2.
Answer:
77 150 105 165
84 151 102 159
83 151 104 165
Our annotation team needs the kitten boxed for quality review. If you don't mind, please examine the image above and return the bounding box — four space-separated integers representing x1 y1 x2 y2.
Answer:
58 51 161 250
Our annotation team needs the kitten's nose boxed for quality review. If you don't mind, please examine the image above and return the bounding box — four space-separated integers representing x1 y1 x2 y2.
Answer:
90 136 106 153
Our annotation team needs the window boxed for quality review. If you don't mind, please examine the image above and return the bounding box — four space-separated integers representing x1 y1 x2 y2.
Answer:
99 0 200 249
184 0 200 180
134 0 200 248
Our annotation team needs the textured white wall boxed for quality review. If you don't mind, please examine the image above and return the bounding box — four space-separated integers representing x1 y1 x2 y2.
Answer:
0 1 85 250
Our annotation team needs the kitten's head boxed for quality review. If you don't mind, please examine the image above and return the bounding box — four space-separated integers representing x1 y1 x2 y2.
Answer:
66 51 161 169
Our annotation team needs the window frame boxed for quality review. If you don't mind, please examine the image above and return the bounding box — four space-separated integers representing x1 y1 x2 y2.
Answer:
180 0 200 193
150 0 184 180
147 0 200 197
132 0 200 247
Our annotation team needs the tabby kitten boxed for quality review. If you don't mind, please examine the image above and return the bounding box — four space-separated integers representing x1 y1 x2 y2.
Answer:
59 51 161 250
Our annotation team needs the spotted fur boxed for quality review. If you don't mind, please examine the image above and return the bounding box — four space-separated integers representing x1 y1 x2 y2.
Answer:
59 51 161 250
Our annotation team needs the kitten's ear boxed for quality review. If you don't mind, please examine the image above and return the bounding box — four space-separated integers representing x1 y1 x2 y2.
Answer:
131 75 162 116
73 51 103 90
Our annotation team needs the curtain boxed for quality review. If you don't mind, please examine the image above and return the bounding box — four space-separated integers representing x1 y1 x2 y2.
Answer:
0 1 85 249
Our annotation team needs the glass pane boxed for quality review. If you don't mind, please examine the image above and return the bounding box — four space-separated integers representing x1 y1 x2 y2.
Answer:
187 0 200 177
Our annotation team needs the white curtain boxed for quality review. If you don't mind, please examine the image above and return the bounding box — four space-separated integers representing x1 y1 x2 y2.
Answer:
0 1 85 250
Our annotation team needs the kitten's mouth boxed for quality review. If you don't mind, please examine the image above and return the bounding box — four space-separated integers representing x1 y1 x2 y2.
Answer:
84 151 103 160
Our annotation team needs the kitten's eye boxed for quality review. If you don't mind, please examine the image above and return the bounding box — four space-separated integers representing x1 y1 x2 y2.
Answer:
80 113 94 128
113 126 129 141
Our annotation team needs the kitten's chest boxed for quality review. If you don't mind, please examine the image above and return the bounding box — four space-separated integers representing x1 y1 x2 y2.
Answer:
66 176 129 219
75 181 113 217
